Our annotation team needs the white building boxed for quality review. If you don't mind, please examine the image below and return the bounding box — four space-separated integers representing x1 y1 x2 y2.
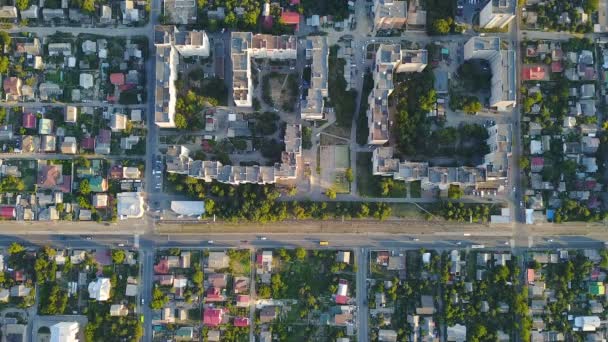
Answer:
464 36 516 111
371 124 511 190
479 0 515 29
166 124 302 185
174 30 210 57
116 192 144 219
301 36 329 120
154 41 178 128
50 322 79 342
368 45 427 145
154 26 211 128
88 278 111 301
230 32 297 107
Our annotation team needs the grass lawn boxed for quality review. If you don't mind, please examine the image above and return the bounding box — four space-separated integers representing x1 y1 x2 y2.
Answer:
356 152 377 197
410 180 422 198
387 203 426 219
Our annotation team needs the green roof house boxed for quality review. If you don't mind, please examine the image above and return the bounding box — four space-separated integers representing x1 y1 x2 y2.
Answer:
589 282 605 295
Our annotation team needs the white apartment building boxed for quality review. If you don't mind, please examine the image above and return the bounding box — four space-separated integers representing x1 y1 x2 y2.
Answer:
230 32 297 107
372 124 512 190
173 30 210 57
301 36 329 120
154 26 211 128
50 322 79 342
166 124 302 185
154 43 178 128
367 45 427 145
479 0 515 29
464 36 516 111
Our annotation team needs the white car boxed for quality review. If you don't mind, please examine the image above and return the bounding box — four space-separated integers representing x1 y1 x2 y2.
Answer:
208 240 214 244
260 237 267 240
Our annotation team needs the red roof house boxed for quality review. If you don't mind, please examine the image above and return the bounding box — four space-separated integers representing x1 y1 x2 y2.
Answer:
234 317 250 327
205 287 225 302
110 73 125 86
236 294 250 307
203 308 225 327
81 137 95 150
154 259 170 274
551 61 563 73
14 270 24 282
0 206 15 219
22 113 36 129
281 10 300 29
531 157 544 171
526 268 535 284
522 66 546 81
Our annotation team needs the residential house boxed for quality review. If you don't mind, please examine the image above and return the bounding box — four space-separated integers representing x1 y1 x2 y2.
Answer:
3 77 22 101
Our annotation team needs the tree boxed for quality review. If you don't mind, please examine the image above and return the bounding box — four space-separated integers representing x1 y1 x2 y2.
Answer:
344 168 354 183
462 98 482 114
196 0 207 8
448 184 463 199
79 179 91 195
295 248 306 260
8 242 25 255
432 19 451 34
81 0 95 13
258 285 271 298
111 250 126 264
325 188 337 199
192 270 203 285
150 287 169 310
174 113 187 129
0 32 11 48
15 0 28 11
224 12 237 27
0 56 9 74
205 199 215 216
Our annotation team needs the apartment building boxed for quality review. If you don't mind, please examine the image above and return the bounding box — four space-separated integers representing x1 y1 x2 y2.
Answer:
50 322 79 342
166 124 302 185
373 0 408 31
230 32 297 107
301 36 329 120
464 36 516 111
154 26 210 128
372 124 512 190
367 45 428 145
479 0 515 29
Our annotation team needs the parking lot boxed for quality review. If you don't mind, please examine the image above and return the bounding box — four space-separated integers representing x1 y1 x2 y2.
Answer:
153 154 163 192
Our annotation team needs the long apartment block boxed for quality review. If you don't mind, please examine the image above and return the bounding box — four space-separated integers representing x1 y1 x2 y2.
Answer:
372 124 512 190
154 25 210 128
367 44 427 145
464 36 516 112
165 124 302 185
301 36 329 120
230 32 297 107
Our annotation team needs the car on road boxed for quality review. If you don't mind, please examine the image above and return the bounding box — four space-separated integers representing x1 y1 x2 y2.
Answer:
208 240 214 244
319 241 329 246
141 298 144 305
260 236 267 240
82 235 92 240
